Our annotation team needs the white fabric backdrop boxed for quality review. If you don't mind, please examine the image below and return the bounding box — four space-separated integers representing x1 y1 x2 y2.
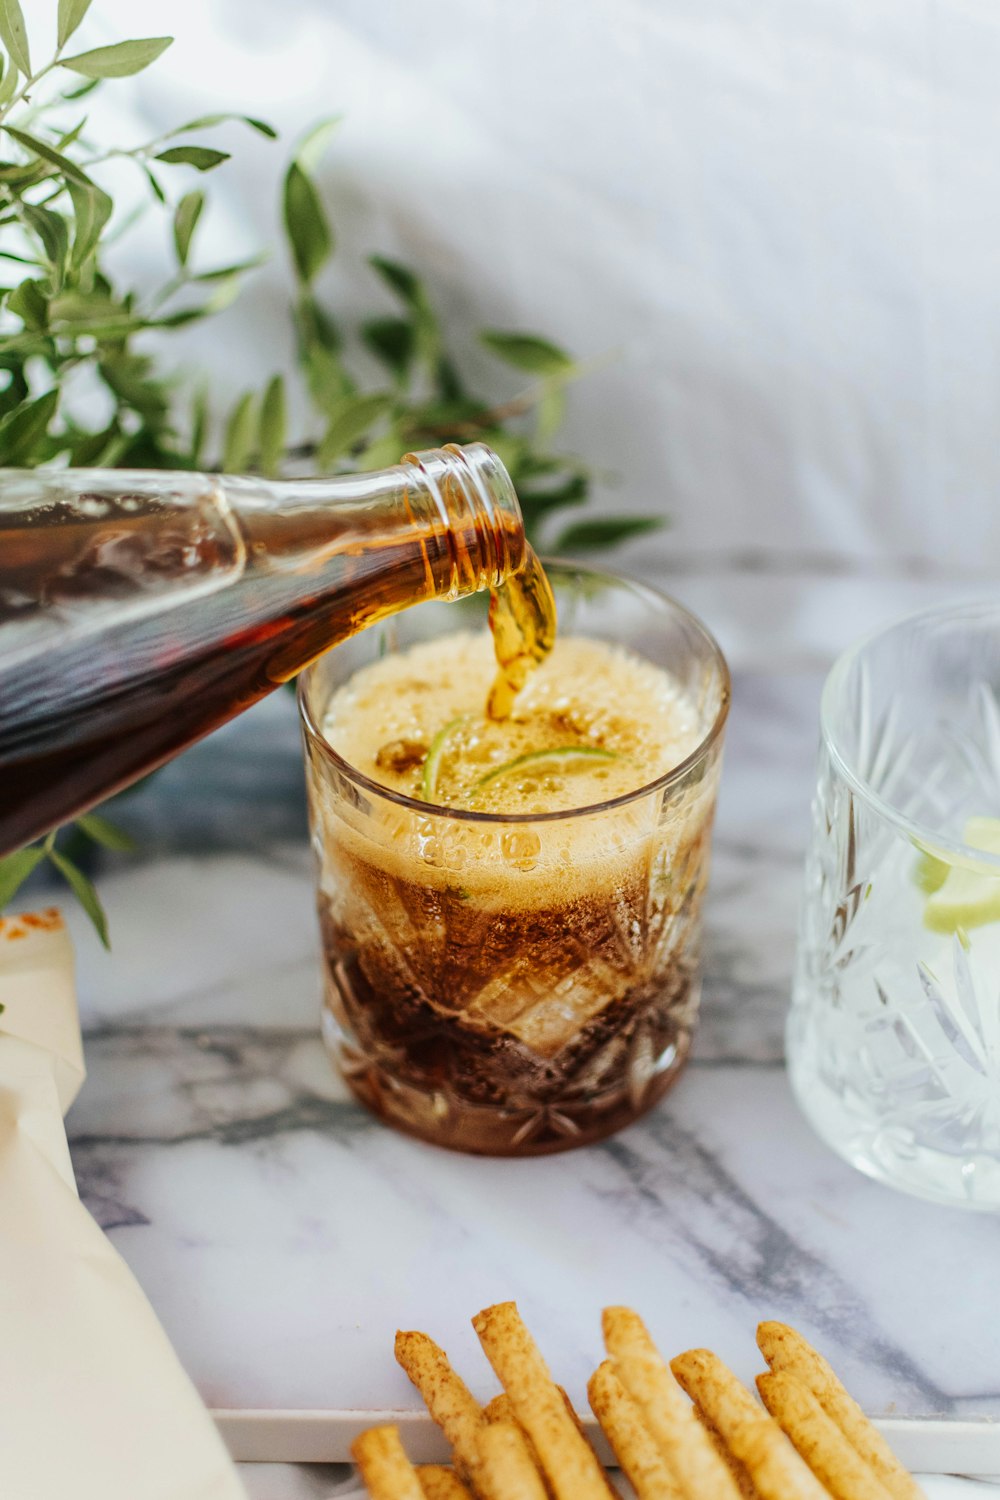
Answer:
51 0 1000 654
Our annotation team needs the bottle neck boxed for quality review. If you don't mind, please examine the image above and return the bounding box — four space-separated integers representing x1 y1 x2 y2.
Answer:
399 443 526 597
220 441 527 608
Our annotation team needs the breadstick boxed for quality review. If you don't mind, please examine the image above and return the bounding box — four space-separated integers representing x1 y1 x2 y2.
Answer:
417 1466 475 1500
472 1301 612 1500
602 1306 741 1500
484 1394 518 1424
589 1358 684 1499
757 1371 895 1500
476 1420 549 1500
694 1410 760 1499
353 1424 425 1500
756 1323 926 1500
484 1389 546 1474
670 1348 827 1500
395 1330 485 1477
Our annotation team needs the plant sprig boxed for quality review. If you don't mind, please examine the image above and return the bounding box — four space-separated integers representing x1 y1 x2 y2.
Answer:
0 0 661 939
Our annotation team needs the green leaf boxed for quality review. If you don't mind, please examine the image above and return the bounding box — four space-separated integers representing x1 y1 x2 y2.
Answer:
480 330 574 375
143 164 165 202
0 56 18 107
154 145 229 172
76 812 135 851
283 160 331 284
66 424 121 466
0 359 27 417
434 353 464 401
294 115 340 173
61 36 173 79
295 292 340 352
302 341 351 415
362 316 416 379
99 351 169 420
67 177 112 265
7 276 48 329
189 384 208 467
518 474 589 516
48 849 109 948
57 0 93 48
369 256 425 310
0 846 45 910
0 158 47 190
404 395 486 438
2 126 93 186
223 391 256 472
21 203 69 275
368 258 442 370
172 190 203 266
258 374 285 476
49 288 120 323
353 426 409 471
553 515 662 553
318 391 394 467
199 274 244 315
0 0 30 79
164 112 276 140
0 388 57 462
189 254 264 283
535 386 565 445
53 114 89 153
61 75 100 101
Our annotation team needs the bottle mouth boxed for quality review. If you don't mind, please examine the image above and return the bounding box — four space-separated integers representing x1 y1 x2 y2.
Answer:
400 443 526 591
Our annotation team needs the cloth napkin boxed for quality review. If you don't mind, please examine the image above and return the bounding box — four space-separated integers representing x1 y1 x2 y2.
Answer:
0 907 246 1500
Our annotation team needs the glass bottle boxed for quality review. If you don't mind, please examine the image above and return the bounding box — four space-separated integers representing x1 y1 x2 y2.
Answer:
0 443 529 858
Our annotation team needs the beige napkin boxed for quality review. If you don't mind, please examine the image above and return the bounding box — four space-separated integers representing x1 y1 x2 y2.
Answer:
0 907 247 1500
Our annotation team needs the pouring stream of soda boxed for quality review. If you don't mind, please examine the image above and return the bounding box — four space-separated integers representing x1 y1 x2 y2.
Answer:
486 546 558 721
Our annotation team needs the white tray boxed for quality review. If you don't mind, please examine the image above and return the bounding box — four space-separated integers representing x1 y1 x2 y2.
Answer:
214 1408 1000 1476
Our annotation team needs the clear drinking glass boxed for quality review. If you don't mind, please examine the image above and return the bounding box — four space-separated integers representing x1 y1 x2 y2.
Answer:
790 601 1000 1209
299 562 730 1156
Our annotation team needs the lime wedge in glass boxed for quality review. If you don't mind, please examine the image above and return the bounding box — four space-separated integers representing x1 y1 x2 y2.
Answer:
913 848 949 894
470 745 618 798
923 816 1000 933
420 717 469 802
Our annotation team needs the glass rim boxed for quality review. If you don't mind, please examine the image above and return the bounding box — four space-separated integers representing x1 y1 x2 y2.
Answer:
821 596 1000 867
297 558 731 826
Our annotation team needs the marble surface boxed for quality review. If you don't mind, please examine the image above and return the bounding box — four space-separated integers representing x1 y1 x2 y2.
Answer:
24 585 998 1481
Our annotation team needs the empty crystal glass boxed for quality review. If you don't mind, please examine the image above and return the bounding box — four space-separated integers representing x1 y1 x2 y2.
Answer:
790 602 1000 1209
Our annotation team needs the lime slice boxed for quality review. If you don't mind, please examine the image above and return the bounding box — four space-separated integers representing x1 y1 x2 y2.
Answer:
923 816 1000 933
420 717 468 802
470 745 618 797
962 816 1000 855
913 849 949 894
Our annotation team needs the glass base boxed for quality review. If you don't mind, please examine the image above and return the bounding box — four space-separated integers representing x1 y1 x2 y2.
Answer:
322 1003 690 1156
788 1056 1000 1212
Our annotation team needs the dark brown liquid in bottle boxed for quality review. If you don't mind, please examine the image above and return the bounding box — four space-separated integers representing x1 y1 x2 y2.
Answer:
0 485 553 858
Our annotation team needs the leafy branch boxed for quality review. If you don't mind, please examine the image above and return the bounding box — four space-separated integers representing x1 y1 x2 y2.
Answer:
0 0 661 938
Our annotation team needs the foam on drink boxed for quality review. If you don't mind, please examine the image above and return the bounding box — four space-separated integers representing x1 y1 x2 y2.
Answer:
322 631 702 815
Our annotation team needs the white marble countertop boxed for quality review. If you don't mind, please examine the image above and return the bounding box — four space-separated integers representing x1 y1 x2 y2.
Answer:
27 570 999 1491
